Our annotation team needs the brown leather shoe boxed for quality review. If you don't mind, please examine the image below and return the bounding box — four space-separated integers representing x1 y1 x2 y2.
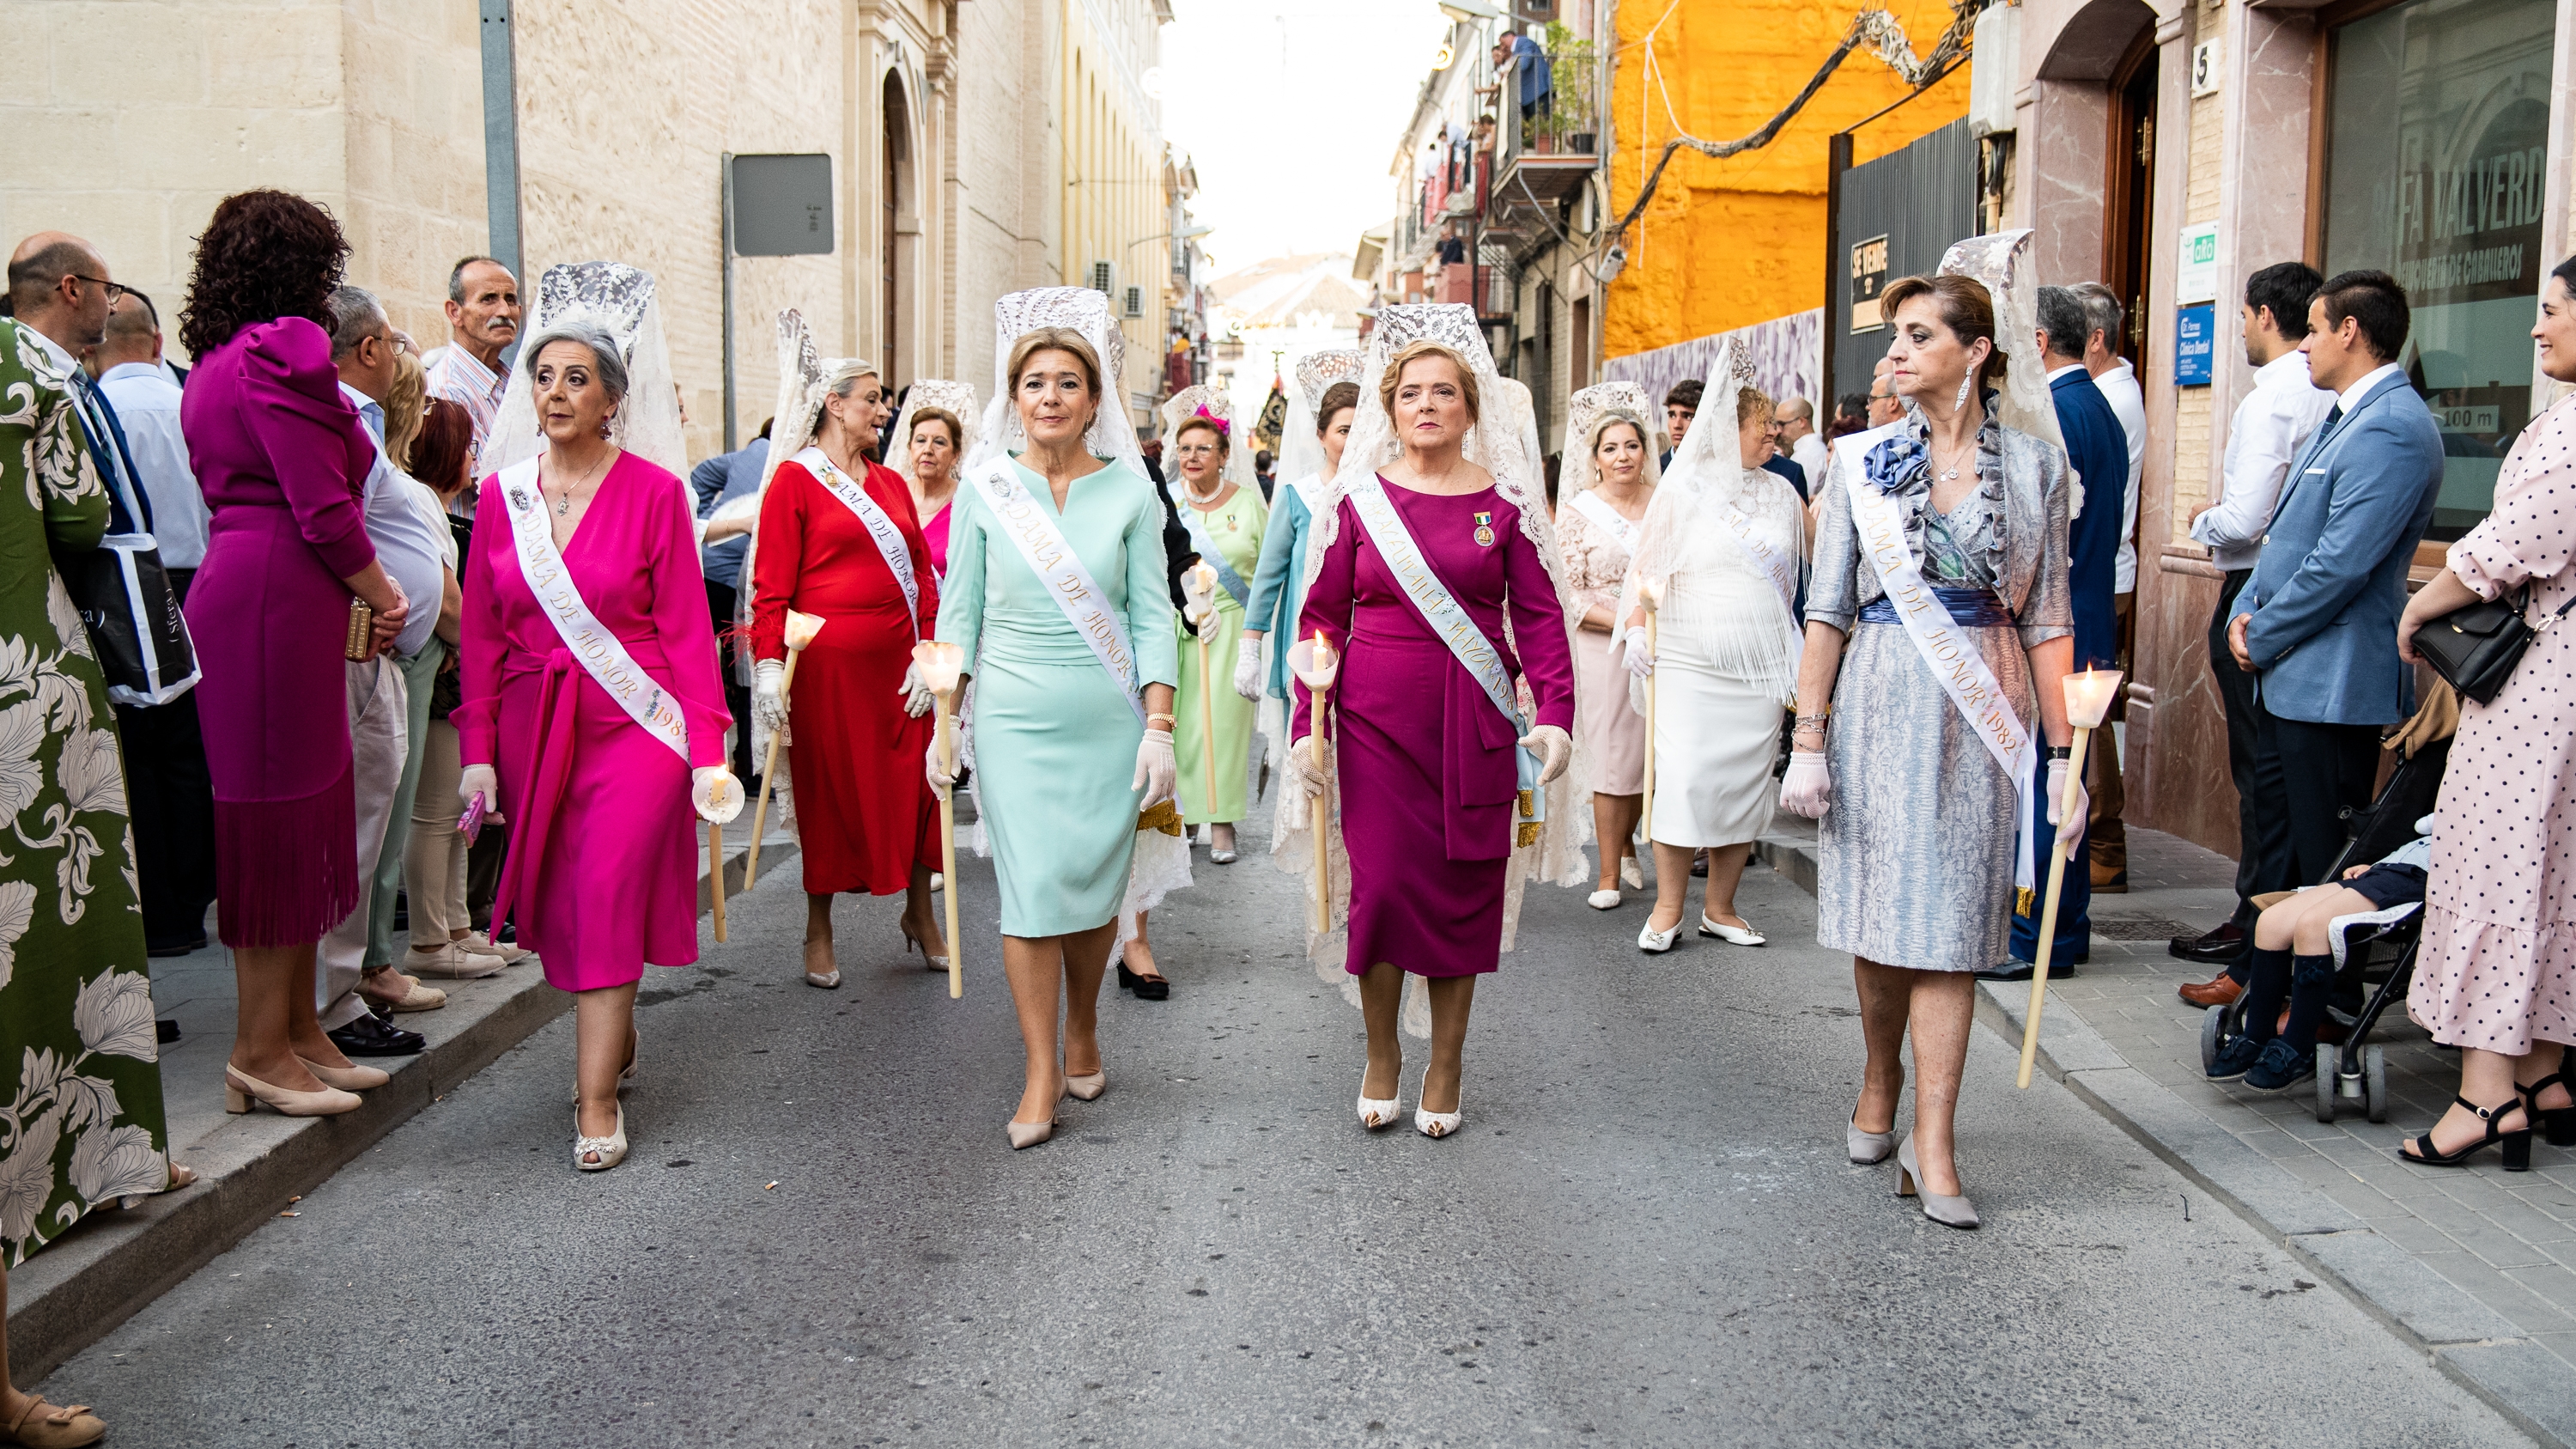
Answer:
2178 972 2243 1009
2091 860 2129 892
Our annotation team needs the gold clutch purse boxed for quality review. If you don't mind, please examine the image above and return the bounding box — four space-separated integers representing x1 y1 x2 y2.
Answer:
344 598 375 661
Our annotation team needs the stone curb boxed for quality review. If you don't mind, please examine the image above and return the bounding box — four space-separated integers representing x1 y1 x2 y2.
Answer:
1762 831 2576 1449
7 834 796 1385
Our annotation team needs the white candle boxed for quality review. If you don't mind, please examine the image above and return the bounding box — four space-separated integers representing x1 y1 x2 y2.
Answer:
2062 667 2125 729
1288 632 1340 690
783 609 828 652
911 639 966 695
1636 574 1665 613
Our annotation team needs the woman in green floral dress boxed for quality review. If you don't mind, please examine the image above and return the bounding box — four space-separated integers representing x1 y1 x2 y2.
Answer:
0 308 181 1445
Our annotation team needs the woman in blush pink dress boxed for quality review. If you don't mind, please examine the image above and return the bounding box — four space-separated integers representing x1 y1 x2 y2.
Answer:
455 320 733 1172
2395 258 2576 1169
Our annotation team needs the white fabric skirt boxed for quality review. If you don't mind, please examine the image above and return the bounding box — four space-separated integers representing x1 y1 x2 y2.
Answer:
1646 634 1783 849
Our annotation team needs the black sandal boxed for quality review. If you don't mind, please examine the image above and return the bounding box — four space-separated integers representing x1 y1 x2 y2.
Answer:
2520 1068 2576 1148
1115 963 1170 1001
2398 1094 2531 1171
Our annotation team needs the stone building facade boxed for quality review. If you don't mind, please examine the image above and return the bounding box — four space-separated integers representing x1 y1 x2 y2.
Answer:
1 0 1181 459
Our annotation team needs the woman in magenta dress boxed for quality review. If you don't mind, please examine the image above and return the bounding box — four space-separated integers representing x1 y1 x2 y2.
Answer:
1286 324 1577 1139
890 384 975 577
456 318 733 1172
180 189 410 1118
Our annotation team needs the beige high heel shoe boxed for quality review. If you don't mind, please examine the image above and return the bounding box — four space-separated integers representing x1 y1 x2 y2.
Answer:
574 1103 629 1171
1064 1069 1106 1101
295 1056 390 1092
1005 1115 1056 1149
224 1064 361 1117
1895 1135 1979 1230
901 921 949 971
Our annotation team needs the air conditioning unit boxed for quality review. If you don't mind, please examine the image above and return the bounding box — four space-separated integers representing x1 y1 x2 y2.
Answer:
1088 259 1116 295
1121 284 1145 320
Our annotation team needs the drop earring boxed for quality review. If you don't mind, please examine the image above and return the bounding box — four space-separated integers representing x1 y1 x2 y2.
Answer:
1955 371 1973 412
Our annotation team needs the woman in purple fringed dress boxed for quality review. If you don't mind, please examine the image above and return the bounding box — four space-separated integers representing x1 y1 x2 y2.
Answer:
1288 336 1574 1139
180 191 410 1119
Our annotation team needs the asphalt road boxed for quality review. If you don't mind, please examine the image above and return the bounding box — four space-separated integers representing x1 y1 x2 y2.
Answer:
46 799 2533 1447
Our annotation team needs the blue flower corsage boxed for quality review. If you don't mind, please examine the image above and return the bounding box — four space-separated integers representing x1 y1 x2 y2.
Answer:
1862 434 1926 496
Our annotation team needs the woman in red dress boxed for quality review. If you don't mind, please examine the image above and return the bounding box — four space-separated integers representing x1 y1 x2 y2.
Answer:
750 357 947 986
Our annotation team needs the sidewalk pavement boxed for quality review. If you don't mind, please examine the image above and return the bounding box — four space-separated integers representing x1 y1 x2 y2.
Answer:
8 820 799 1385
1759 818 2576 1449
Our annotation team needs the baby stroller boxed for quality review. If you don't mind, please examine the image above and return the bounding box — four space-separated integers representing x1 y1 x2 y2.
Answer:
2198 713 2453 1124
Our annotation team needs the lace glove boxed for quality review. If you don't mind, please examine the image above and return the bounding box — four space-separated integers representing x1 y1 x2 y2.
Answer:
1518 723 1571 785
458 764 498 813
691 766 744 824
752 659 788 736
896 661 934 718
1182 600 1222 641
924 734 959 801
1232 636 1265 700
1286 734 1327 799
1621 626 1655 678
2046 757 2089 860
1132 727 1177 808
1778 752 1832 819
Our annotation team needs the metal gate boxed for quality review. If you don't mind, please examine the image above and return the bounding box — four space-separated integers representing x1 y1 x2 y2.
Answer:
1825 118 1979 409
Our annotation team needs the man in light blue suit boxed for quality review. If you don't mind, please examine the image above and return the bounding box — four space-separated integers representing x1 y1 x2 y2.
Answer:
2227 269 2444 901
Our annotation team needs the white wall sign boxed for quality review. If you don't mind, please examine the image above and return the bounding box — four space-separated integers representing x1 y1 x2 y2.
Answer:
2175 222 2221 306
2190 39 2223 99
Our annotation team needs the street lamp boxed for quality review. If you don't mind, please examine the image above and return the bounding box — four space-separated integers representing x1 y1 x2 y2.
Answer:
1124 223 1216 253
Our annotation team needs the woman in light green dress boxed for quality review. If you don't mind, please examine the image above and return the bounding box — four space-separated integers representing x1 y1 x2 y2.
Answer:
1167 414 1267 859
932 318 1180 1150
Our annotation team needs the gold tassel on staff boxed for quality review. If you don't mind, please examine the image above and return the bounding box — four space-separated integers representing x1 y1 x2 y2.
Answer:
746 610 828 892
914 640 968 999
2018 668 2123 1090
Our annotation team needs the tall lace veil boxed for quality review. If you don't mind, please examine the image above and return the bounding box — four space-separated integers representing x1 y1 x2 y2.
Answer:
1936 228 2075 514
1613 337 1807 708
1276 347 1363 502
964 286 1145 477
1272 303 1589 1034
888 380 982 485
478 260 692 529
1157 383 1259 496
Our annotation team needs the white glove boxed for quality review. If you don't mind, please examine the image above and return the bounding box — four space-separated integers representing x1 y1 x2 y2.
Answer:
752 658 788 736
1132 727 1177 808
2046 756 2089 860
1286 734 1327 799
1518 723 1571 785
1778 752 1832 819
458 764 498 813
1621 626 1655 678
1183 600 1221 641
1232 636 1265 700
924 734 959 801
691 766 744 824
896 661 934 718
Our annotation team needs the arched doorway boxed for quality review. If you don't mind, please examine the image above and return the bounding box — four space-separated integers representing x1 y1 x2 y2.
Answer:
883 74 913 385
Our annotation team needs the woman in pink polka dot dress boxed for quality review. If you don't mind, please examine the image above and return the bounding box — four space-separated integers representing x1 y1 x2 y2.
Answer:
2397 259 2576 1168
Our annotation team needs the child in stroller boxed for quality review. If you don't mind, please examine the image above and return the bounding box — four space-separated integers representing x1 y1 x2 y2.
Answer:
2208 815 2433 1091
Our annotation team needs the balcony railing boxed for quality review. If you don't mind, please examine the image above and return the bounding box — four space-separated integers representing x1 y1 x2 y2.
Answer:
1495 51 1603 179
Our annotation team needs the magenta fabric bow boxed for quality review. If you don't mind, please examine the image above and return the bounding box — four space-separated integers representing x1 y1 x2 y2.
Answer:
1192 405 1230 437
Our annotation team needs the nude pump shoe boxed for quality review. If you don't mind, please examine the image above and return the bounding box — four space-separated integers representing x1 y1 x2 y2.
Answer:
294 1056 390 1092
1895 1135 1978 1229
1064 1069 1106 1101
224 1064 361 1117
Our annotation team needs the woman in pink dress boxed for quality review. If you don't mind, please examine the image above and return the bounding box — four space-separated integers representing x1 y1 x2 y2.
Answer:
2396 258 2576 1169
455 321 733 1172
1286 329 1576 1139
897 400 969 576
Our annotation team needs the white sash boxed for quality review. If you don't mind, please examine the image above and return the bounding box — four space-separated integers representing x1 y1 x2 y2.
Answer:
495 458 692 765
966 458 1145 722
1346 475 1544 837
1568 488 1640 554
1845 468 2034 892
793 447 920 638
1713 478 1801 619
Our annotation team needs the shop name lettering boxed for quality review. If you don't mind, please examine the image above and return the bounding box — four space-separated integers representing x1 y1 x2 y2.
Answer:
2397 244 2527 297
2397 148 2548 248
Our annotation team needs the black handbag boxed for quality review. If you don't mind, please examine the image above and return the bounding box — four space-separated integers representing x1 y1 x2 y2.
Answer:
2413 584 2576 705
58 385 199 706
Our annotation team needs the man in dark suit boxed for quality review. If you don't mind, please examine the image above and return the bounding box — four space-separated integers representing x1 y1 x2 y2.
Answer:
1982 286 2128 983
2227 271 2445 899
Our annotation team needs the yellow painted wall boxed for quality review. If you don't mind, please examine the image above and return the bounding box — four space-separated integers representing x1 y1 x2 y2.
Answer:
1605 0 1972 357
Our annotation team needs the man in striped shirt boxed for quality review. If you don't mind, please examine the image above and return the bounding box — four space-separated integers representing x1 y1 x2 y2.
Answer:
422 255 519 464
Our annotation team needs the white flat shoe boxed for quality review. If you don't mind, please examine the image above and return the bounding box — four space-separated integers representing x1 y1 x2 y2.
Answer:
1637 919 1682 953
806 969 842 989
1413 1070 1461 1139
1588 888 1622 910
574 1104 629 1172
1698 915 1765 947
1620 857 1644 890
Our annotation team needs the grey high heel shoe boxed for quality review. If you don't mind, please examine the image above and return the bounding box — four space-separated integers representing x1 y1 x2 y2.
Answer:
1894 1135 1978 1229
1847 1116 1894 1165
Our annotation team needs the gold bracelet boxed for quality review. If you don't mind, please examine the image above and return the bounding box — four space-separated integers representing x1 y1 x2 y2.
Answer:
1145 713 1176 728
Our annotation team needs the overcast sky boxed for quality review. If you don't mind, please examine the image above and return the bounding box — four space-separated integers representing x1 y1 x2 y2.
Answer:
1157 0 1455 267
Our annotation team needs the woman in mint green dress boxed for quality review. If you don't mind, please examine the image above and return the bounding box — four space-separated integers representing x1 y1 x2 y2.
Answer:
1166 411 1266 860
931 302 1179 1150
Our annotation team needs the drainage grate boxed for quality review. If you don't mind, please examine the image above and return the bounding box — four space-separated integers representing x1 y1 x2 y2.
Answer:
2093 916 2190 941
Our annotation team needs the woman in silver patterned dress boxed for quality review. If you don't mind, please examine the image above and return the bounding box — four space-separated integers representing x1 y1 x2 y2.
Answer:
1780 259 2077 1229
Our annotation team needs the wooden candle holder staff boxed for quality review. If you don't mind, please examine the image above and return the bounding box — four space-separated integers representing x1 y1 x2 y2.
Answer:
1182 561 1221 838
913 639 968 1000
744 610 826 892
2018 667 2123 1089
1286 630 1340 935
1636 575 1664 843
696 769 744 943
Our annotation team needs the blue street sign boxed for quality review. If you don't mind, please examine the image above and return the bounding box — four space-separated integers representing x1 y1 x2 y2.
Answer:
2176 304 2215 387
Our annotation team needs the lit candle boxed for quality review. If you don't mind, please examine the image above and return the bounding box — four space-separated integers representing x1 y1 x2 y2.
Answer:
2062 667 2126 730
1288 632 1340 690
783 609 828 652
911 639 966 696
1635 574 1664 613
